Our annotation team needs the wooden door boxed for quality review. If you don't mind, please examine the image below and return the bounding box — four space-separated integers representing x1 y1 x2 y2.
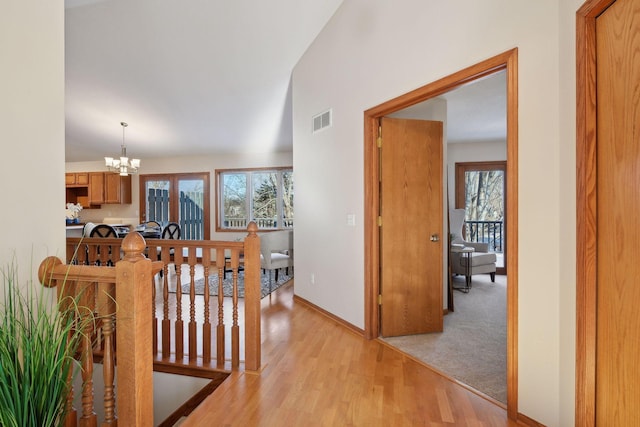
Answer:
595 0 640 422
380 117 443 337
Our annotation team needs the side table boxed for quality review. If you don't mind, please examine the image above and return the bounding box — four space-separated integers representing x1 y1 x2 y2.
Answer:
451 246 475 293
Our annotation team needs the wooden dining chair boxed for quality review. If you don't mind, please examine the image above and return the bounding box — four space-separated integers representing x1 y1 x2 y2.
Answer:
158 222 181 276
89 224 118 265
89 224 118 238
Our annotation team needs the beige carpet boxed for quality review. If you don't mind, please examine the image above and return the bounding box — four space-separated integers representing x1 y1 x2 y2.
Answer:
381 273 507 403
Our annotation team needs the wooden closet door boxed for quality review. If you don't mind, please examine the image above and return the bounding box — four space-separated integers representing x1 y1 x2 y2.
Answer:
595 0 640 423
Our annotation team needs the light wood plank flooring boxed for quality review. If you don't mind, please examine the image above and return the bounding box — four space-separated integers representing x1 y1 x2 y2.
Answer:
180 280 517 426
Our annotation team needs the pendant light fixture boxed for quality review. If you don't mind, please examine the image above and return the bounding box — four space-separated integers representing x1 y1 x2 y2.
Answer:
104 122 141 176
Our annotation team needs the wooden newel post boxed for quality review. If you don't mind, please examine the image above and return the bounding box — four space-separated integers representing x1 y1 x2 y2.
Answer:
116 233 154 426
244 221 261 371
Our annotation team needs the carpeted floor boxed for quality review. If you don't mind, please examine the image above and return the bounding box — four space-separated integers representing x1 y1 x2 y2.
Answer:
179 270 293 299
381 273 507 403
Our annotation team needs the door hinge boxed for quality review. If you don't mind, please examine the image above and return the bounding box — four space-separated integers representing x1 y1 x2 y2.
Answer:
377 216 382 226
377 123 382 148
378 294 382 305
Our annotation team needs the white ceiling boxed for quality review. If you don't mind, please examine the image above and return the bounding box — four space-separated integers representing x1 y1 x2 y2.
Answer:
441 71 506 144
392 70 507 144
64 1 506 163
64 0 344 162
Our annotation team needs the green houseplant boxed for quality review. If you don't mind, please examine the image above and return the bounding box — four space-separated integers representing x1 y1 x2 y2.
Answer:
0 260 93 427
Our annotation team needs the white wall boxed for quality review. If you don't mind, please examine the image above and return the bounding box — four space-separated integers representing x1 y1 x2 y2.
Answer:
0 1 65 291
292 0 572 425
447 140 507 207
66 151 292 240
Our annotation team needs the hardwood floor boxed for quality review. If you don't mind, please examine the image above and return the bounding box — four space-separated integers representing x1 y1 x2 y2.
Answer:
180 281 518 426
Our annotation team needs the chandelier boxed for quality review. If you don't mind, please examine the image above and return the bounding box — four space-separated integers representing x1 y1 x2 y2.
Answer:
104 122 141 176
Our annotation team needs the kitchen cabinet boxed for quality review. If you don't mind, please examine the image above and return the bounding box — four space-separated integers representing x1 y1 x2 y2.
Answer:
89 172 105 205
65 172 89 186
65 186 90 207
104 173 132 204
65 171 132 207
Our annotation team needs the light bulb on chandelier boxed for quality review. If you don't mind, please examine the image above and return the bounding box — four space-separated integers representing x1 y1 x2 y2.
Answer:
105 122 141 176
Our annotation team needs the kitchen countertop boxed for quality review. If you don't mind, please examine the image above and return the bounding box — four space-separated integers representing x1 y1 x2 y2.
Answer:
66 223 133 236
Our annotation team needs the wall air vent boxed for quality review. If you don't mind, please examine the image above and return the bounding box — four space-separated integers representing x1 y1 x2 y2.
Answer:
312 109 332 133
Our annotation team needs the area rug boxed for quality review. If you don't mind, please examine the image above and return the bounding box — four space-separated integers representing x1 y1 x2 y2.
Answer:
180 270 293 299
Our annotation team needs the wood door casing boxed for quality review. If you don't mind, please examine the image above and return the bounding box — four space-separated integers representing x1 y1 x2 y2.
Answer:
380 117 443 337
364 49 518 420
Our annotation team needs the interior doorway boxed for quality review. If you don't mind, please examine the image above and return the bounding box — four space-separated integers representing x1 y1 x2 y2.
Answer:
363 49 519 419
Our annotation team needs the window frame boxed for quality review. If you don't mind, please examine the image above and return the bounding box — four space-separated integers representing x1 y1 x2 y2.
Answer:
215 167 293 232
454 160 506 275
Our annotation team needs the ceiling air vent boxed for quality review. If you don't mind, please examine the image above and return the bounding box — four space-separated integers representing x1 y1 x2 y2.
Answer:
312 109 332 133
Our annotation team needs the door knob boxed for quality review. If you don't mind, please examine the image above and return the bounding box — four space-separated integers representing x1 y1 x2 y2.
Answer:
430 234 439 242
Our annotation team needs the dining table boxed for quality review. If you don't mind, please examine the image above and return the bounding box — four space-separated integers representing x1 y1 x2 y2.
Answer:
115 226 162 239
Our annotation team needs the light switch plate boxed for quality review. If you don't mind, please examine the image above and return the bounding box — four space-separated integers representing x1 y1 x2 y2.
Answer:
347 214 356 226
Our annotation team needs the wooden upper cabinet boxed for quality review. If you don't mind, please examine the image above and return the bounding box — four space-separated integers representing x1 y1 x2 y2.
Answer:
65 172 89 186
89 172 105 205
65 172 131 206
104 173 132 204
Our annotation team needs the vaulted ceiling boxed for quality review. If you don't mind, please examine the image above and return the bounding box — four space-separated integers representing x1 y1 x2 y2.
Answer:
64 0 505 163
64 0 344 162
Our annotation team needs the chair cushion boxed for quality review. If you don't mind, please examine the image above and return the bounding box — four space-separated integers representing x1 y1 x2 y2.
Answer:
270 253 290 262
460 252 497 267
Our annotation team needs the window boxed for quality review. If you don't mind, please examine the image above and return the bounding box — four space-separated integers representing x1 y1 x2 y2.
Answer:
455 161 506 273
216 168 293 231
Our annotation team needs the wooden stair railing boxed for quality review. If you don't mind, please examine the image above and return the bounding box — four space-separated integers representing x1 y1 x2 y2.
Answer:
64 222 262 373
39 232 161 427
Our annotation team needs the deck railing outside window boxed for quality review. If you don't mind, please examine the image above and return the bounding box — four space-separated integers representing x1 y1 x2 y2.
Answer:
224 217 294 229
464 220 504 252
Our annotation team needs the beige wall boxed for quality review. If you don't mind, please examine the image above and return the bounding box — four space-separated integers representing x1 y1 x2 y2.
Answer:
0 0 65 289
66 151 292 240
292 0 578 425
559 1 582 425
7 0 586 424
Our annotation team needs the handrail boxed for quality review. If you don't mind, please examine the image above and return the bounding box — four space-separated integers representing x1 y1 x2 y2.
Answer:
40 223 261 425
65 223 262 371
39 232 160 427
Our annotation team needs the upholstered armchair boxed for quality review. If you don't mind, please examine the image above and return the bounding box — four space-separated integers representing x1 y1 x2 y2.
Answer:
259 230 294 289
449 209 496 288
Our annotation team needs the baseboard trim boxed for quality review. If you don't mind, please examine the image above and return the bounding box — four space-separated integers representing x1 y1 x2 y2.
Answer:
517 412 546 427
293 294 365 337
